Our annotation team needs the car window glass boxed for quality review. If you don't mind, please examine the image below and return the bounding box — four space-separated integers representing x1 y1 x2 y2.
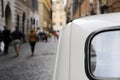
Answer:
90 44 96 73
90 31 120 78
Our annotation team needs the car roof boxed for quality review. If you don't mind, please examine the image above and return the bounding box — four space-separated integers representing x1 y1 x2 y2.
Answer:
72 12 120 32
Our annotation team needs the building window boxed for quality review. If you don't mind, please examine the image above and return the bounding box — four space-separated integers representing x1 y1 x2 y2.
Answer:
53 22 56 26
90 3 95 15
1 0 4 17
60 22 62 26
60 15 62 19
99 0 108 14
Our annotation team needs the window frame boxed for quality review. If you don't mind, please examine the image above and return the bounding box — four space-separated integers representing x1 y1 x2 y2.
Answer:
85 26 120 80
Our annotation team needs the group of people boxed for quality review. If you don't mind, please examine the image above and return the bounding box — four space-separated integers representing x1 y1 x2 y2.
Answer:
0 26 60 57
36 30 59 42
0 26 37 56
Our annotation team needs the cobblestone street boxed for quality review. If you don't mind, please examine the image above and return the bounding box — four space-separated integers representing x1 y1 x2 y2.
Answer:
0 39 58 80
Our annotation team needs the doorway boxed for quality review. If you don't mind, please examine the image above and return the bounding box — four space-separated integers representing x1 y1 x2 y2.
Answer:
5 4 12 30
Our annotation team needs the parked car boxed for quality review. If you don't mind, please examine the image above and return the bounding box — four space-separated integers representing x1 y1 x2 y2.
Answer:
53 12 120 80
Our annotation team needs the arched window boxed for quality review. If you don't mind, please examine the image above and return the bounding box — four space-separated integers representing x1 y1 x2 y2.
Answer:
1 0 4 17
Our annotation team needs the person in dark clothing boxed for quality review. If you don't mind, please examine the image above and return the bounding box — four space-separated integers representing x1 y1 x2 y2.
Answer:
0 30 3 42
2 26 11 54
0 30 3 52
11 27 23 56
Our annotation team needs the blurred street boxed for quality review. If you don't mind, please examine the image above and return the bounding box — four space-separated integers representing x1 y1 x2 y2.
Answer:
0 38 58 80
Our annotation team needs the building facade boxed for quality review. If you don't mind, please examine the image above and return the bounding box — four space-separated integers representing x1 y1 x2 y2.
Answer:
52 0 66 31
72 0 90 19
38 0 52 32
92 0 120 14
71 0 120 19
72 0 80 19
0 0 39 40
0 0 15 30
15 0 39 41
65 0 73 23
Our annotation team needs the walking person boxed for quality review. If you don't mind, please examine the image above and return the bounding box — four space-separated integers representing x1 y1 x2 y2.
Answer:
0 30 3 52
11 27 23 56
28 29 37 56
45 31 49 42
0 30 3 42
2 26 11 54
56 30 60 40
53 31 58 42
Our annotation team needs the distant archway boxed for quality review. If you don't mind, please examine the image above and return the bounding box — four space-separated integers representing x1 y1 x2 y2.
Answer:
5 4 12 29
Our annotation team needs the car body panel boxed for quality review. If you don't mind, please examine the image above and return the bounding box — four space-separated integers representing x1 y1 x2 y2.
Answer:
53 13 120 80
53 23 71 80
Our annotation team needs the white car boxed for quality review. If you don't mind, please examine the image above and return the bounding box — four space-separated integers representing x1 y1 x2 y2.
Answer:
53 13 120 80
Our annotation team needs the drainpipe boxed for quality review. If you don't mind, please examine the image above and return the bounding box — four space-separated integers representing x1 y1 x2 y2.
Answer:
78 0 81 17
97 0 101 14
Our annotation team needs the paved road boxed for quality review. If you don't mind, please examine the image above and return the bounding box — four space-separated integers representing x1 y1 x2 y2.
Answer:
0 39 58 80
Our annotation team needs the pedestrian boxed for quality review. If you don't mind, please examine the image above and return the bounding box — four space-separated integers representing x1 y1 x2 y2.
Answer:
42 31 46 41
53 31 58 41
0 30 3 52
49 32 52 38
0 30 3 43
56 30 60 40
2 26 11 54
11 27 23 56
36 29 40 41
45 31 49 42
28 29 37 56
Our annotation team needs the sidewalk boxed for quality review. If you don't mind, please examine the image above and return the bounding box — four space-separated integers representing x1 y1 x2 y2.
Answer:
0 40 58 80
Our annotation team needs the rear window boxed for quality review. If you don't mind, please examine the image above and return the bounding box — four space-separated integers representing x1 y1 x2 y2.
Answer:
85 27 120 80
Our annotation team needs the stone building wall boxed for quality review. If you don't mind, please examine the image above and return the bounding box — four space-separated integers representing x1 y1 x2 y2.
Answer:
0 0 15 30
72 0 120 18
0 0 39 41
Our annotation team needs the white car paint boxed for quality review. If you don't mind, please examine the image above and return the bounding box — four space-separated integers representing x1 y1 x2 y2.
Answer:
53 13 120 80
